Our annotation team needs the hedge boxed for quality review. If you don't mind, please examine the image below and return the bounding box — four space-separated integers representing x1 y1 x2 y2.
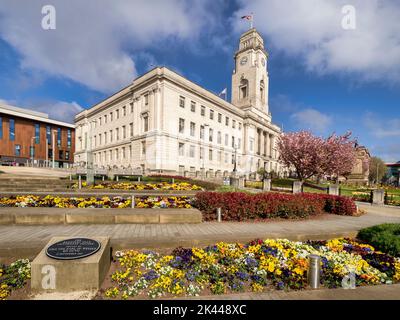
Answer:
357 224 400 257
192 192 357 221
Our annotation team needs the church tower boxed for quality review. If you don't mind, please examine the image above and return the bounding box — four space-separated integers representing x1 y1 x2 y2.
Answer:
231 28 269 114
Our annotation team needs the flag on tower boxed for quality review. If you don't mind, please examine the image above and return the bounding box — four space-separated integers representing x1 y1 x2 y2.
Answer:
218 88 227 100
241 13 254 29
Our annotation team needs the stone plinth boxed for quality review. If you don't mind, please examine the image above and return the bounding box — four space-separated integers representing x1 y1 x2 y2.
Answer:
372 189 385 205
238 177 245 189
328 184 340 196
230 177 239 188
31 236 110 293
263 179 271 192
293 181 303 194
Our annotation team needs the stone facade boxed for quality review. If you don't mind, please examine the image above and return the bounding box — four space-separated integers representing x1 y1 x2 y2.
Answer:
74 28 281 177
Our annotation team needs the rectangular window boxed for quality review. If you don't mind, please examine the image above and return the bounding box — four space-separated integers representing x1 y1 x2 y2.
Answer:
57 128 61 147
232 154 235 164
130 102 134 113
179 118 185 133
190 145 195 158
130 123 133 137
46 126 51 144
225 117 229 126
190 122 195 137
143 114 149 132
218 113 222 123
48 148 53 159
110 112 113 122
200 147 204 160
217 131 221 144
9 119 15 141
122 147 126 159
67 129 72 148
99 133 102 145
190 101 196 112
142 141 146 155
30 146 35 157
179 143 184 156
238 138 242 149
218 151 222 162
224 153 228 164
209 149 213 161
145 94 149 106
179 96 185 108
201 106 205 116
110 150 113 161
210 110 214 120
122 125 126 139
15 144 21 156
116 109 120 119
123 106 126 116
225 134 228 146
59 150 63 160
239 122 242 130
0 117 3 139
104 115 107 124
209 128 213 142
116 128 119 140
104 132 107 144
110 130 113 142
232 120 236 129
84 132 88 149
99 117 102 126
115 148 119 160
232 136 235 148
200 125 204 140
65 151 70 160
35 124 40 144
94 135 97 147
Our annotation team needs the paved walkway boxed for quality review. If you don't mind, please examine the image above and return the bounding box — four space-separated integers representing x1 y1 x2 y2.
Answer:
183 283 400 300
0 203 399 259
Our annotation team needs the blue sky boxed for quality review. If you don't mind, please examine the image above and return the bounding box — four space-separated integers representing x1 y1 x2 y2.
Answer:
0 0 399 162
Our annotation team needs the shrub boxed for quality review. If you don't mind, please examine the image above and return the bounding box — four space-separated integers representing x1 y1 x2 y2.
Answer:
192 192 357 221
357 224 400 257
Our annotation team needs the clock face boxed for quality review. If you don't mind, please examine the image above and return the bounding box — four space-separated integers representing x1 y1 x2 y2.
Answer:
240 56 248 65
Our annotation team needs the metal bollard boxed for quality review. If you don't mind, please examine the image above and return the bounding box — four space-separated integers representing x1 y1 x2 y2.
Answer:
78 175 82 189
172 178 175 184
131 195 135 208
138 176 141 182
69 174 72 181
217 208 222 223
307 254 321 289
102 176 105 181
116 176 119 182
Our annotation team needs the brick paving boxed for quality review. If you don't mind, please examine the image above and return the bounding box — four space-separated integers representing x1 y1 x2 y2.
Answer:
184 283 400 300
0 203 399 259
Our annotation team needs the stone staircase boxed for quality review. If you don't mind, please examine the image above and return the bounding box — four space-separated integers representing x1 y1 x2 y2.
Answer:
0 177 74 192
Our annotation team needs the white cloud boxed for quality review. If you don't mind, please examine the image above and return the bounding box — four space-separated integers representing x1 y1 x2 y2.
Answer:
233 0 400 84
363 112 400 138
0 0 221 93
291 108 332 133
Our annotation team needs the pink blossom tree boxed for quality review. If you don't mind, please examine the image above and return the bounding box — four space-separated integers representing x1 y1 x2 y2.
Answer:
278 130 357 182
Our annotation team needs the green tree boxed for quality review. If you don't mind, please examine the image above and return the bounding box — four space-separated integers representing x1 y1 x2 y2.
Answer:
369 156 387 184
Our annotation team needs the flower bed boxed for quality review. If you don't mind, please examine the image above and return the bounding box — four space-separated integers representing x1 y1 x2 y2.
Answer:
0 195 192 209
103 238 400 299
193 192 357 221
0 259 31 300
72 182 203 191
351 191 372 203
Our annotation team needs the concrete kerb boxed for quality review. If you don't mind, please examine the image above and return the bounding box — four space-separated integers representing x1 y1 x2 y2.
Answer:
0 208 202 225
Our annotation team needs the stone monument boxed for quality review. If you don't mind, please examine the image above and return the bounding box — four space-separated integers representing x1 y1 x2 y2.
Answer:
31 236 110 293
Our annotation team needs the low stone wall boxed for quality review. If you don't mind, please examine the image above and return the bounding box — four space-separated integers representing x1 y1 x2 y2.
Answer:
0 207 202 225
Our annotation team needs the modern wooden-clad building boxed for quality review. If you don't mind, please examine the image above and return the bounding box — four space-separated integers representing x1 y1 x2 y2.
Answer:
0 103 75 167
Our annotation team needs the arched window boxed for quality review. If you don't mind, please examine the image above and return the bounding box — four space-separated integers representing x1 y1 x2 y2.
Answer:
239 78 248 100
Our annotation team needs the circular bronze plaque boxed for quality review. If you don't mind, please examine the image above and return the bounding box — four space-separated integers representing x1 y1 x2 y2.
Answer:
46 238 101 260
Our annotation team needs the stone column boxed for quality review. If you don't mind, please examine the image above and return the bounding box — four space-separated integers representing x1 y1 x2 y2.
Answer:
263 178 271 191
372 189 385 205
263 131 267 156
270 134 274 159
257 129 261 155
328 184 340 196
293 181 303 194
265 133 270 157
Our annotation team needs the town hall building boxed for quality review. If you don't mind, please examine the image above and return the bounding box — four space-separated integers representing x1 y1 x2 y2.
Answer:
74 28 282 178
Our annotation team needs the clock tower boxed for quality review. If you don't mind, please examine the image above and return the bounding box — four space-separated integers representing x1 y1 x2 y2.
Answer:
231 28 269 114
